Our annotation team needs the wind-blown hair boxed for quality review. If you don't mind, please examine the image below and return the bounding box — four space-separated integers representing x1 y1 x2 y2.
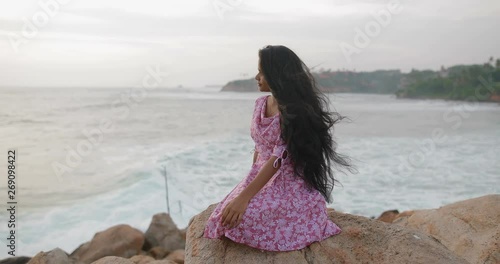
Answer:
259 45 354 203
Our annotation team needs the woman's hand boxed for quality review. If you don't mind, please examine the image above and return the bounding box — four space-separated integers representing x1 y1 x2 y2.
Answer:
220 195 249 229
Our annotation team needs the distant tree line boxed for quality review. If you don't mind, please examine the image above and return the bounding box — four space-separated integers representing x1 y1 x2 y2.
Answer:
221 58 500 102
312 69 402 94
396 57 500 101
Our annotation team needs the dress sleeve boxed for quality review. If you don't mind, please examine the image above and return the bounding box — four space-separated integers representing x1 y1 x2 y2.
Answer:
271 133 288 168
253 96 264 116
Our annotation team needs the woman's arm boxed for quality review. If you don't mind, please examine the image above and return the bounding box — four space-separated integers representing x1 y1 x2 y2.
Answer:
253 150 259 164
221 155 283 228
240 155 281 201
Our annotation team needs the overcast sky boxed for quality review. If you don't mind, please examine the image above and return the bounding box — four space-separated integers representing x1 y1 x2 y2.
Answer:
1 0 499 88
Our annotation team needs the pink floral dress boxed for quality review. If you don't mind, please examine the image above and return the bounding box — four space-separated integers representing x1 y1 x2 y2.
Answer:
203 94 341 251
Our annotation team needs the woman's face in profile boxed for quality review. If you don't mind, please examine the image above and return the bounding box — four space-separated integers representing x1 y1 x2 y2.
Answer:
255 60 271 92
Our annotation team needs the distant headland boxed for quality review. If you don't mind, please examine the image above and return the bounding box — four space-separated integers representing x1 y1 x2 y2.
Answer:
221 58 500 102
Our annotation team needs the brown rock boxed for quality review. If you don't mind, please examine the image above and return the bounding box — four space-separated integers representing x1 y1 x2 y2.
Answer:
394 194 500 264
165 249 184 264
144 213 185 252
70 224 145 264
27 248 72 264
128 255 155 264
185 204 467 264
377 209 400 223
0 256 31 264
91 256 134 264
148 260 177 264
148 247 169 260
395 210 414 220
70 242 90 256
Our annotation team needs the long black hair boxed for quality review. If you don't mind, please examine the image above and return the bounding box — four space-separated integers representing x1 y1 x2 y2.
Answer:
259 45 354 203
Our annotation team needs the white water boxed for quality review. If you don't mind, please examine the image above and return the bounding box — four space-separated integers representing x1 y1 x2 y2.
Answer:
0 87 499 258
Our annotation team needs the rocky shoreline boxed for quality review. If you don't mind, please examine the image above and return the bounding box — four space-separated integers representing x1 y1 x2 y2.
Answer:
1 213 186 264
2 195 498 264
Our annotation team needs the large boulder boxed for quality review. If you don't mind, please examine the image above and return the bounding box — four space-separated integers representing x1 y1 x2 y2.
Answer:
185 204 467 264
70 224 145 264
394 194 500 264
27 248 71 264
143 213 185 252
376 209 400 223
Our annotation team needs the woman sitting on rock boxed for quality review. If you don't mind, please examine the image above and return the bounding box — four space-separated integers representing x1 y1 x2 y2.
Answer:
203 44 354 251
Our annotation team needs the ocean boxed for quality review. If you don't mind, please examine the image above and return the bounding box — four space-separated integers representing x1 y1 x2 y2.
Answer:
0 87 499 258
